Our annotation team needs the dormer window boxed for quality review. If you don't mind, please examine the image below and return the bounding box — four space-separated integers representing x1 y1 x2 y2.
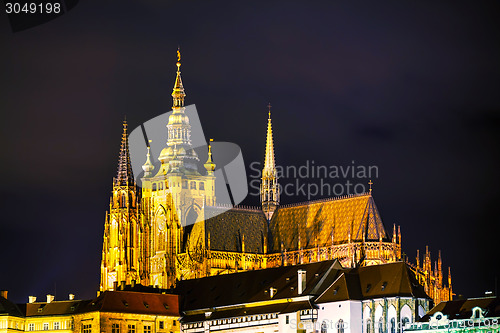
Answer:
366 284 372 292
381 282 388 291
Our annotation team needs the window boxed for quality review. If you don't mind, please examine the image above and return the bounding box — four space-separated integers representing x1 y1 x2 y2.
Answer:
190 182 196 189
152 183 157 191
28 324 34 331
366 319 372 333
172 320 176 327
366 284 372 292
128 325 135 333
390 318 395 333
182 181 187 189
381 282 388 291
402 317 410 328
321 320 328 333
82 324 91 333
143 325 151 333
43 323 49 331
378 317 383 333
159 182 163 190
199 182 204 190
337 319 344 333
112 324 120 333
54 322 60 330
285 315 289 324
158 322 164 330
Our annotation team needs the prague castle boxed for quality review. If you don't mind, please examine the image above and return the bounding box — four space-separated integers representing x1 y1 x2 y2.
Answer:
99 53 453 306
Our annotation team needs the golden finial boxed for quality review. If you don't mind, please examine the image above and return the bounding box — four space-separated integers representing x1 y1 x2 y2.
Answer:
368 179 373 193
267 103 272 119
176 47 181 69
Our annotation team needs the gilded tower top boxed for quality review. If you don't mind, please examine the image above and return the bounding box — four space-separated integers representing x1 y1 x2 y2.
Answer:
172 48 185 109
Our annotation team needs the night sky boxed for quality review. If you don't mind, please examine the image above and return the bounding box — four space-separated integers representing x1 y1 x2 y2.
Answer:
1 0 499 304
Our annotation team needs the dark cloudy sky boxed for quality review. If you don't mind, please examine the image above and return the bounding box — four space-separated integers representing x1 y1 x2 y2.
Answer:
1 0 499 303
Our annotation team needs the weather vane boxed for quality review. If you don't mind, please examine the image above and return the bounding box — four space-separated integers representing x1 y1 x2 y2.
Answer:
177 48 181 62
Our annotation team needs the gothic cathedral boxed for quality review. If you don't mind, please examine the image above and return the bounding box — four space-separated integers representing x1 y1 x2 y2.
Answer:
100 53 453 305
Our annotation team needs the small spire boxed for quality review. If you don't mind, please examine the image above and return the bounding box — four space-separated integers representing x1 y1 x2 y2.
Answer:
142 140 154 177
204 138 216 175
172 48 185 108
115 120 134 186
368 179 373 193
268 103 272 119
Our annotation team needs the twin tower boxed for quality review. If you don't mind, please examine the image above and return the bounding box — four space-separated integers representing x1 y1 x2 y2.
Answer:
100 54 279 291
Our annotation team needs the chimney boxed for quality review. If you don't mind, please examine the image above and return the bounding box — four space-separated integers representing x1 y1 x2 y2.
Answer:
297 269 306 295
131 280 136 288
46 295 55 303
120 281 126 290
113 281 118 291
0 290 7 299
28 296 37 303
69 294 75 300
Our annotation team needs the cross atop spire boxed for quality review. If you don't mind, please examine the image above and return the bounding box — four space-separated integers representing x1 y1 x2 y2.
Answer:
268 103 272 119
115 120 134 186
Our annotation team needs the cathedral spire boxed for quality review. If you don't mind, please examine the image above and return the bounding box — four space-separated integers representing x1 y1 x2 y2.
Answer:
115 120 134 186
260 104 279 220
263 103 275 176
172 48 185 108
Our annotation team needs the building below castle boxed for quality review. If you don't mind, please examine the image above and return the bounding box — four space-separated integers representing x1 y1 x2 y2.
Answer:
0 290 180 333
99 52 453 306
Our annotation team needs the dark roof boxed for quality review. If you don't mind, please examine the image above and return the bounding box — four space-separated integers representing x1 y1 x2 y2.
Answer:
421 296 500 321
0 296 24 317
80 291 179 317
25 300 88 317
269 194 388 252
204 206 268 253
176 260 343 312
316 262 429 304
182 301 314 323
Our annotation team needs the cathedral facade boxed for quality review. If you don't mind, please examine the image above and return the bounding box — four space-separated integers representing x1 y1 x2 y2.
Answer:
99 55 452 305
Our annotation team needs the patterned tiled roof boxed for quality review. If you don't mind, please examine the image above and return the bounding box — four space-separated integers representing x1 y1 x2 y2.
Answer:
268 193 387 252
204 206 268 254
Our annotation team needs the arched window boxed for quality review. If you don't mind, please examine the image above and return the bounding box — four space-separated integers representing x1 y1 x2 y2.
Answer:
152 183 157 191
121 192 126 207
337 319 344 333
190 181 196 189
378 317 383 333
321 320 328 333
182 180 188 189
199 182 205 190
402 317 410 328
390 317 395 333
366 319 372 333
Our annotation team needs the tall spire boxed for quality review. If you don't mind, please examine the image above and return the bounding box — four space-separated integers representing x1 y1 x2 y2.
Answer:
263 103 276 176
261 103 279 220
172 47 185 108
115 120 134 186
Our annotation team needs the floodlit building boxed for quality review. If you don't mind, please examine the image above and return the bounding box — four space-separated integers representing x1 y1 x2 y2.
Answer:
0 290 180 333
99 52 453 307
176 259 431 333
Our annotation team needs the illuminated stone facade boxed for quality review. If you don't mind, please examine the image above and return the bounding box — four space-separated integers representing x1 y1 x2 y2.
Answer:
99 54 453 306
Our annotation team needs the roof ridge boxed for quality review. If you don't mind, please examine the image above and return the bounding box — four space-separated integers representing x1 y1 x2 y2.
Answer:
279 192 371 209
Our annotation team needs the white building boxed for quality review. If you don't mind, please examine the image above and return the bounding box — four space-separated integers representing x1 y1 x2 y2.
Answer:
177 260 431 333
